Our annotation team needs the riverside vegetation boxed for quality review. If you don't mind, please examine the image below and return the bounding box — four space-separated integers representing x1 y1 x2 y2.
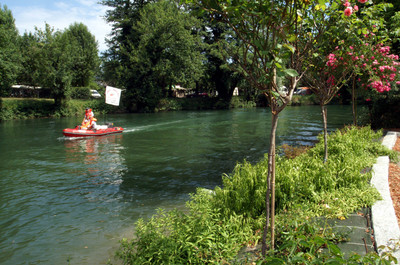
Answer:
116 126 398 264
0 94 320 121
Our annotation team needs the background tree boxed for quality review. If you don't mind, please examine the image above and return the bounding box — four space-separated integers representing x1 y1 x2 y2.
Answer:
64 23 100 87
17 32 42 87
194 9 241 103
299 0 359 162
101 0 156 98
29 24 75 108
0 4 21 96
102 0 205 112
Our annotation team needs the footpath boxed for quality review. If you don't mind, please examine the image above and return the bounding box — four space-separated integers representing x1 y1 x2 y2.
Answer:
332 131 400 261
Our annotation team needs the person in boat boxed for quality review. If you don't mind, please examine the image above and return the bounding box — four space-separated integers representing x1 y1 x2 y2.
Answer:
80 108 97 130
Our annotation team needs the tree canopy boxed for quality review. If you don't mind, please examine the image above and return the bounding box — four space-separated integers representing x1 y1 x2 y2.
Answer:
102 0 205 111
0 4 21 96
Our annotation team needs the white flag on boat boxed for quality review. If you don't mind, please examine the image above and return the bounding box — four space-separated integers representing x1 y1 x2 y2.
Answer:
105 86 122 106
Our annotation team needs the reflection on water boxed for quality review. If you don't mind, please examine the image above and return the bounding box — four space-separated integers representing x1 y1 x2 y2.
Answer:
0 106 355 264
64 134 126 185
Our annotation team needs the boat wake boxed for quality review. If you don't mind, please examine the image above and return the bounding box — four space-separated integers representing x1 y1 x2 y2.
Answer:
123 120 185 133
58 136 88 141
122 128 139 133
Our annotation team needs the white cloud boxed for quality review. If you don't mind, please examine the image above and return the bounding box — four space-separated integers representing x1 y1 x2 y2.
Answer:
8 0 112 52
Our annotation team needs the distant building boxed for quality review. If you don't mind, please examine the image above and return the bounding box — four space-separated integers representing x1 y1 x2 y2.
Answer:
10 85 49 98
172 85 187 98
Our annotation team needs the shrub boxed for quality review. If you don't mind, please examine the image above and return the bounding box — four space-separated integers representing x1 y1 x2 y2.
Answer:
116 126 396 264
117 189 256 264
70 87 91 99
215 126 390 219
0 98 55 120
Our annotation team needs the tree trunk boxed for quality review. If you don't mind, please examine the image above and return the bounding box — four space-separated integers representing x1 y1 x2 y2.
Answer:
321 104 328 163
352 76 357 126
261 111 279 255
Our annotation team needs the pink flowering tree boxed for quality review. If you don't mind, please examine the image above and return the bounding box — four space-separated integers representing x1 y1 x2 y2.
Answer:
302 44 355 162
340 1 400 125
300 0 400 161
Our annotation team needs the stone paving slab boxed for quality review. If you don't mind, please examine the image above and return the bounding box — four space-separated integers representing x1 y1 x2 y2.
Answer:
326 208 375 257
371 131 400 263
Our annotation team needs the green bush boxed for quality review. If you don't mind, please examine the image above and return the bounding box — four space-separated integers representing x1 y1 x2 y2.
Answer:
70 87 91 99
117 189 256 264
155 98 183 111
116 126 396 264
229 96 256 108
290 94 319 105
0 98 55 120
215 126 390 219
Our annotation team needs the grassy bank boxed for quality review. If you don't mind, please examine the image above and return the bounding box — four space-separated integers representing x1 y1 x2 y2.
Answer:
116 126 398 264
0 98 125 121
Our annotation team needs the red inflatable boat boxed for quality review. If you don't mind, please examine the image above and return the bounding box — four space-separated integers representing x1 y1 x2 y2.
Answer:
63 125 124 137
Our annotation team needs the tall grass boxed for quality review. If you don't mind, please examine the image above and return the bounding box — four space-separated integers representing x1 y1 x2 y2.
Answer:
116 126 397 264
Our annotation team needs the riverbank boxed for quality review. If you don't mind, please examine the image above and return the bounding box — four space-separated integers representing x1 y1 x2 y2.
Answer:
0 95 319 121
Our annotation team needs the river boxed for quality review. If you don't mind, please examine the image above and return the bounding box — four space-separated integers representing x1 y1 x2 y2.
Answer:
0 106 354 264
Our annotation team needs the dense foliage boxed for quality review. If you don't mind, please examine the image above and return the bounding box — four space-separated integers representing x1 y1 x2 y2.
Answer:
116 126 397 264
101 0 206 112
0 5 21 96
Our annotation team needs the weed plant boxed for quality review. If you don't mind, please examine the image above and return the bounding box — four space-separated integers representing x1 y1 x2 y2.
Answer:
116 126 397 264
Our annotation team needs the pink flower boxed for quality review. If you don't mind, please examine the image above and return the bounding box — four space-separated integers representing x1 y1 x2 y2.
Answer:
344 7 353 16
327 76 335 86
344 1 350 7
358 0 368 3
354 5 359 11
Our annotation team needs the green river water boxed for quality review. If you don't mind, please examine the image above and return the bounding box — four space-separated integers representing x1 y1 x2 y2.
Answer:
0 106 354 264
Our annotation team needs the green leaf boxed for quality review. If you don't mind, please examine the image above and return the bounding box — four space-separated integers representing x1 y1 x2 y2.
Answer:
284 68 299 77
328 243 342 256
283 44 296 53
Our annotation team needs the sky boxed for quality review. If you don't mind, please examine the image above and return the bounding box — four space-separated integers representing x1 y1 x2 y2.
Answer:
1 0 112 52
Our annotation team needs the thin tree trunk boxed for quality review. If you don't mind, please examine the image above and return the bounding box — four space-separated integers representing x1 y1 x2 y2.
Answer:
270 112 278 250
261 111 279 255
352 76 357 126
321 104 328 162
